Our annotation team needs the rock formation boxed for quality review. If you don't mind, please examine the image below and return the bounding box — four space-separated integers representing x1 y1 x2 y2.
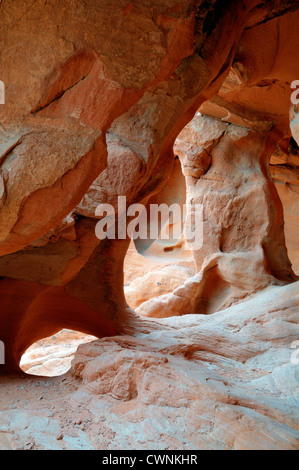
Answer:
137 112 298 317
0 0 298 451
1 282 299 450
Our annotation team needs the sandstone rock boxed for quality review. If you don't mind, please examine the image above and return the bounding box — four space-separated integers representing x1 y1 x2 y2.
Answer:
138 114 296 318
69 282 299 450
270 145 299 275
3 282 296 450
126 264 193 311
76 134 146 218
20 330 97 377
0 0 298 452
0 124 105 256
200 9 299 137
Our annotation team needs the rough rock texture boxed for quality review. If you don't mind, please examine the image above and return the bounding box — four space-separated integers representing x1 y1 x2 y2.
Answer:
131 9 299 319
20 330 97 377
137 113 296 318
0 0 298 372
200 8 299 135
0 283 298 450
0 0 298 451
270 139 299 274
0 0 241 372
125 240 195 311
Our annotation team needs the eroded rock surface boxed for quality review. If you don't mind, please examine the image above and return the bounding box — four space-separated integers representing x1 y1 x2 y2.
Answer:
137 114 296 318
0 283 298 450
0 0 298 451
20 330 97 377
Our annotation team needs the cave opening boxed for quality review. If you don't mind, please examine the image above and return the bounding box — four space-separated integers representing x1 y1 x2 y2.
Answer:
19 329 97 377
11 104 299 375
124 153 196 314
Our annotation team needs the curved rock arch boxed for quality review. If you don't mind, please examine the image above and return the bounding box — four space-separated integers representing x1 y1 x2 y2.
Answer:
0 0 298 373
